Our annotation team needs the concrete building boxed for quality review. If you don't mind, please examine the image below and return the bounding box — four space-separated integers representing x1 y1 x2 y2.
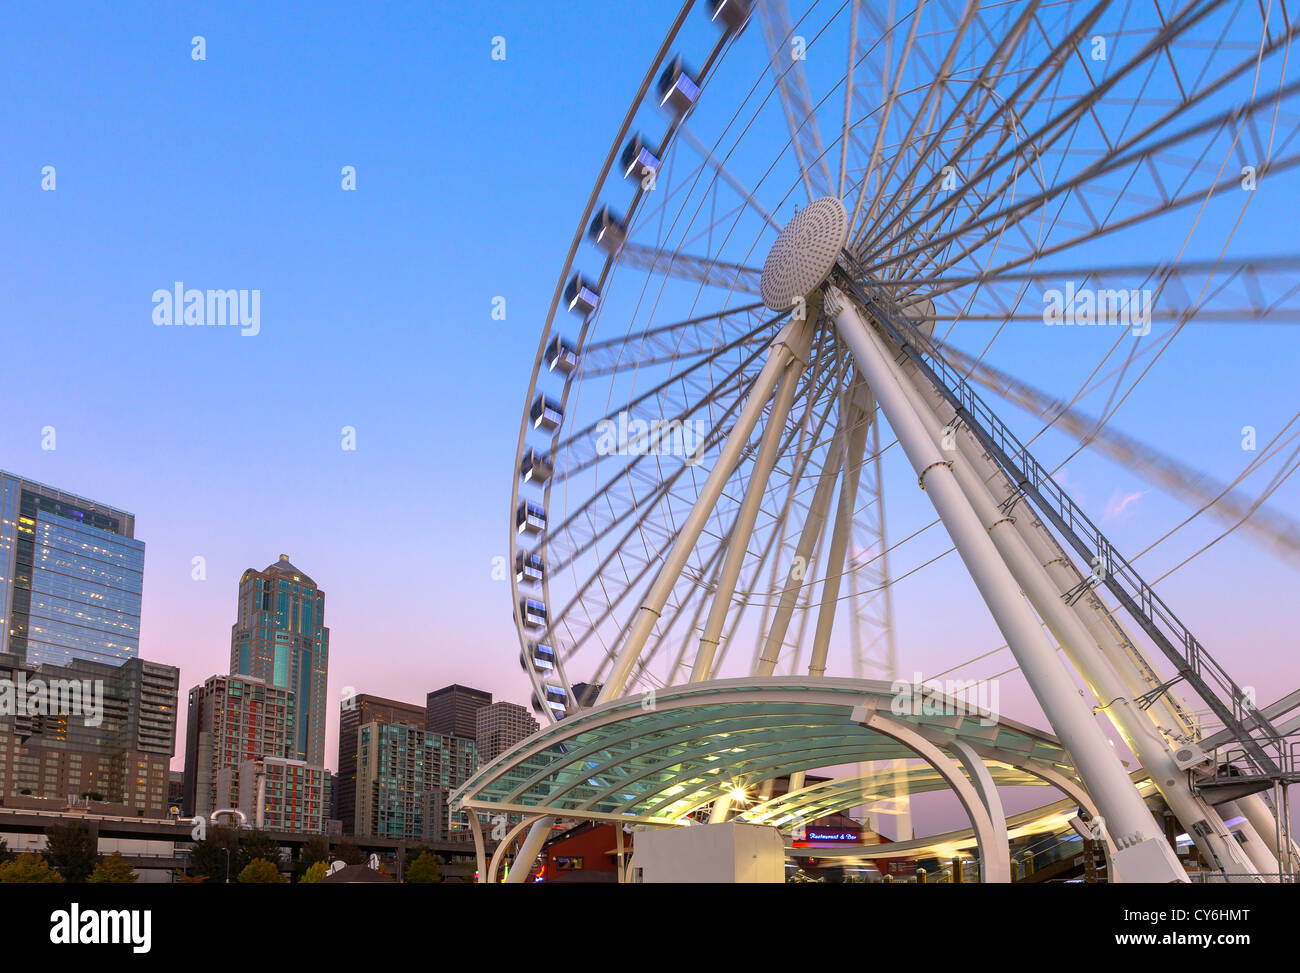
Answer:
183 674 297 825
475 701 538 765
229 756 324 833
0 652 179 817
337 693 425 835
425 684 491 739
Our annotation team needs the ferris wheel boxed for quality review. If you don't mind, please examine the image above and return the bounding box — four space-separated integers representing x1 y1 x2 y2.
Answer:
505 0 1300 881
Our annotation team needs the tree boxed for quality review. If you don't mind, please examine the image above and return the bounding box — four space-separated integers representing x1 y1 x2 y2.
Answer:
294 835 331 881
405 851 442 883
0 838 12 865
44 822 96 882
0 853 65 883
87 852 138 884
299 860 328 884
239 830 283 868
187 825 243 883
237 858 284 883
331 840 363 866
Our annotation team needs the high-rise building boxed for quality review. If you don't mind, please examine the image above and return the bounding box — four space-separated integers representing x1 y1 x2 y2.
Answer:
425 684 492 739
183 673 296 825
337 693 426 836
0 472 144 667
228 756 324 833
354 720 477 843
475 701 539 765
0 651 179 817
228 555 329 766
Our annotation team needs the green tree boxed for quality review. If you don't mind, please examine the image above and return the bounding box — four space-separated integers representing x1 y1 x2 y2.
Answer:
239 830 283 869
0 838 12 865
237 858 284 883
44 822 97 882
0 853 65 883
331 840 363 865
294 835 331 881
299 860 328 884
187 825 244 883
87 852 138 884
405 851 442 883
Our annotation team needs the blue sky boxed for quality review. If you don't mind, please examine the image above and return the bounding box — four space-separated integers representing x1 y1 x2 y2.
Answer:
2 2 1297 840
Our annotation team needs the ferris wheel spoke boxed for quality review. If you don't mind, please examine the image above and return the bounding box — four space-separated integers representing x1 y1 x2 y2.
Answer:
547 359 766 568
758 0 835 200
863 3 1290 271
578 302 770 377
851 0 1059 250
676 124 785 233
554 344 838 682
552 328 772 484
615 240 764 294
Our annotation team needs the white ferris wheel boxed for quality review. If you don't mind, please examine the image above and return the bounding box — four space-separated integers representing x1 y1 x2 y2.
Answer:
500 0 1300 883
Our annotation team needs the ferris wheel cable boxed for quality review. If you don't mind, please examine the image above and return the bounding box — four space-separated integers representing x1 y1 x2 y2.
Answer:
1046 152 1271 476
1150 447 1300 585
944 345 1300 566
676 125 784 232
578 304 771 378
614 240 764 294
1130 420 1300 564
861 27 1298 275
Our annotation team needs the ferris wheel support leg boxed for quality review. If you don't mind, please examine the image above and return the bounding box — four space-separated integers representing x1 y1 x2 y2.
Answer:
890 337 1262 881
756 421 846 675
1238 791 1300 874
692 320 815 682
504 815 553 884
826 285 1187 883
1216 800 1283 880
808 389 872 677
597 316 817 704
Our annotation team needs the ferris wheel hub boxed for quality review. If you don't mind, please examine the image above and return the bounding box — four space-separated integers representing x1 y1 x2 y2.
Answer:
759 196 849 311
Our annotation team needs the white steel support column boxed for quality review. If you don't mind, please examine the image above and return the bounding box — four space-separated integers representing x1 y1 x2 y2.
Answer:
826 285 1186 882
891 333 1259 880
1216 800 1281 880
693 321 815 681
808 387 872 677
1239 791 1300 873
598 316 816 704
757 425 845 675
511 318 814 879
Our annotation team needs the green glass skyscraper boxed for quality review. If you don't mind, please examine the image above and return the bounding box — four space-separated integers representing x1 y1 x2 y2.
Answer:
229 554 329 765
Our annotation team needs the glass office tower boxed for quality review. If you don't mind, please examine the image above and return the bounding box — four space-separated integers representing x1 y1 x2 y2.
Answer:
0 471 145 667
228 554 329 766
